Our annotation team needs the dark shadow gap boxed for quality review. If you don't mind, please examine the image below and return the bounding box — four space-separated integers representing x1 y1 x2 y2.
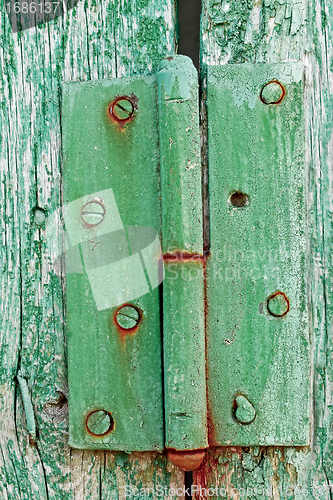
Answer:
177 0 201 69
185 471 193 499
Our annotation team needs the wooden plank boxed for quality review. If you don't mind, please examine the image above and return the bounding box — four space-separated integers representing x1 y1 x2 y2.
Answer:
197 0 333 497
0 1 186 497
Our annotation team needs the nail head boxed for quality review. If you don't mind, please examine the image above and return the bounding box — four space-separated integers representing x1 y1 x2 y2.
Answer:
234 395 256 424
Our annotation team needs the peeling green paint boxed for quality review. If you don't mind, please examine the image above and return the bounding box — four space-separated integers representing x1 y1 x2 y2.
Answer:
0 0 182 497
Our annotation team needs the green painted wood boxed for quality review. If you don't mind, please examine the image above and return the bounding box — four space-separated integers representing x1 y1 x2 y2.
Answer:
62 77 164 451
157 55 208 452
195 0 333 496
206 62 309 446
0 0 188 497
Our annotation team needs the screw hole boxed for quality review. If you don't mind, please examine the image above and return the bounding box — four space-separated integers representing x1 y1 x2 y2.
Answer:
33 207 46 227
230 192 249 208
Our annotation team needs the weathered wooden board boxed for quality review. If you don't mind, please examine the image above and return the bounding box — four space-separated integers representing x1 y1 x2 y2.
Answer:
196 0 333 497
0 1 187 498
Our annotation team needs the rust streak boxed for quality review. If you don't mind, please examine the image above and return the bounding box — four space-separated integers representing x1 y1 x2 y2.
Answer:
112 303 143 340
163 251 205 263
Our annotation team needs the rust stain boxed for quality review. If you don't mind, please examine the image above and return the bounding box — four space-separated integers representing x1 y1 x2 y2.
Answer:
163 251 205 263
206 410 217 446
107 94 138 127
203 254 215 448
112 303 143 340
193 451 220 494
29 435 36 446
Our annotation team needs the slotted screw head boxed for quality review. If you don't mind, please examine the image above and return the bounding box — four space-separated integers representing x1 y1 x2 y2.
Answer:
267 291 290 317
260 80 285 104
81 200 106 227
110 97 135 121
115 305 141 329
86 410 114 436
114 99 134 120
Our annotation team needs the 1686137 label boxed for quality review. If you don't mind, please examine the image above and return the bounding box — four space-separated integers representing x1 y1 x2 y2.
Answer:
4 0 79 32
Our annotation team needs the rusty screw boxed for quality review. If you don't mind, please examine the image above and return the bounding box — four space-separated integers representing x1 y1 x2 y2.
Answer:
86 410 114 436
115 305 141 329
260 80 285 105
234 395 256 424
110 97 134 121
81 200 106 227
267 291 290 317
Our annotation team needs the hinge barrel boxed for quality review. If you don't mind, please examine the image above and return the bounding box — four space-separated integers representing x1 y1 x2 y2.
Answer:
158 55 208 451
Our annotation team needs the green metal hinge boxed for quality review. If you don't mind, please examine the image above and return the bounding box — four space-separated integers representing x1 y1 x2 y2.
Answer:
60 56 207 460
59 57 309 462
206 63 309 446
